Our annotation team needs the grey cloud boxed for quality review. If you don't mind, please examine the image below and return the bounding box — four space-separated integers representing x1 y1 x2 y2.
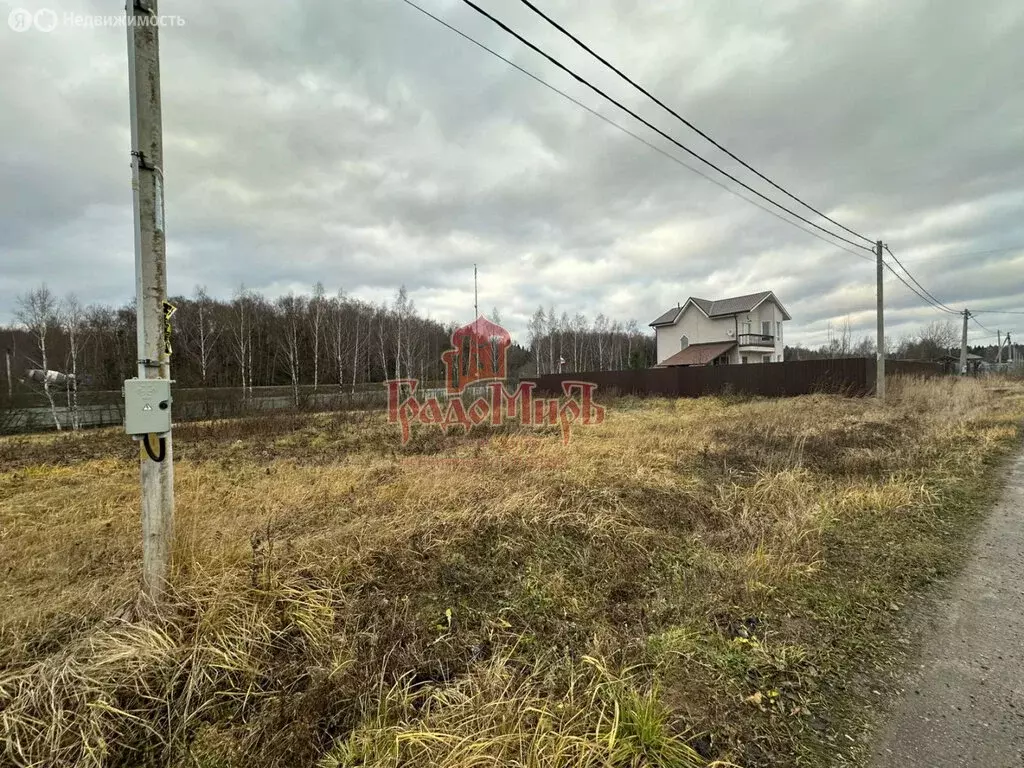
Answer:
1 0 1022 351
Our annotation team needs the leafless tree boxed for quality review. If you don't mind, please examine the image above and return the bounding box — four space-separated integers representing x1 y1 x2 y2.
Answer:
570 313 587 371
393 286 413 381
593 313 609 369
349 299 363 393
825 317 854 358
528 306 546 375
231 286 252 398
61 293 86 430
276 293 304 406
309 282 325 390
16 284 61 430
546 304 557 374
191 285 220 385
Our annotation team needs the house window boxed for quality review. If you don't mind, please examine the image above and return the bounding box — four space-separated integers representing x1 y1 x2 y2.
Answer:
741 355 748 364
761 321 771 338
680 335 689 350
776 321 782 342
762 354 772 364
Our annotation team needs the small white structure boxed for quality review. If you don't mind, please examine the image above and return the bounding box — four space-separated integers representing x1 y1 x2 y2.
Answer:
22 369 75 386
649 291 791 366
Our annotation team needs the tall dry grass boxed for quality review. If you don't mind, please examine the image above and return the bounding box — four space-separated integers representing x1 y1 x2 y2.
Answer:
1 376 1022 767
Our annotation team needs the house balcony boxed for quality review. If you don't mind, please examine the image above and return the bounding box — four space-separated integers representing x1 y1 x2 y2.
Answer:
737 334 776 348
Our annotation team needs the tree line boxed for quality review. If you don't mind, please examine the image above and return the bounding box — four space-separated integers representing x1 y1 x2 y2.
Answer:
2 283 654 430
784 318 999 361
526 306 654 374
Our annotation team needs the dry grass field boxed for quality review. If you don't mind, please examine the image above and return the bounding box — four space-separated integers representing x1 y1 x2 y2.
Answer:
2 377 1023 767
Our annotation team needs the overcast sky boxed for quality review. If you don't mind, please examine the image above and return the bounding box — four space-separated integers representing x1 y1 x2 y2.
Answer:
1 0 1022 347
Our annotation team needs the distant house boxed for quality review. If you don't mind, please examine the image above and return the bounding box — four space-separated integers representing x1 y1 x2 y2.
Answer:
649 291 791 367
936 352 984 375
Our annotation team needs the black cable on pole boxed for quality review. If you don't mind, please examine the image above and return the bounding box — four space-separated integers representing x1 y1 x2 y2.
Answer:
515 0 876 248
883 245 960 314
454 0 875 254
143 434 166 463
396 0 875 264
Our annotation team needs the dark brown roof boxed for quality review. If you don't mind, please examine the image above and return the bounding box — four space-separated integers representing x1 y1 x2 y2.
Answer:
650 306 683 326
650 291 791 326
704 291 773 317
658 341 736 367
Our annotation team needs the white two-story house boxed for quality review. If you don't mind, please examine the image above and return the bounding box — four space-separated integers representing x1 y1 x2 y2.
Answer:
649 291 791 367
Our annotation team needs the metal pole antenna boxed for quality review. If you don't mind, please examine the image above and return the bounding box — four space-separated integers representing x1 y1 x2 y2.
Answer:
959 309 969 375
127 0 174 601
875 240 885 400
474 263 479 318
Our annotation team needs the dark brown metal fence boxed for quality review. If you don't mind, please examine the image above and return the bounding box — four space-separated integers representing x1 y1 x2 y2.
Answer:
525 359 944 399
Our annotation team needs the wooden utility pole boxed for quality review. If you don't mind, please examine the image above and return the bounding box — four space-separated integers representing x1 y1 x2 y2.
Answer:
875 240 885 400
127 0 174 600
959 309 969 375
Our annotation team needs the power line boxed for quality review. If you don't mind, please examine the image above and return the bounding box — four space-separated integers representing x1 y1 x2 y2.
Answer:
454 0 875 254
395 0 875 264
883 245 959 314
936 245 1024 260
970 313 995 334
881 244 1023 322
882 260 960 316
971 309 1024 315
515 0 875 248
397 0 1011 329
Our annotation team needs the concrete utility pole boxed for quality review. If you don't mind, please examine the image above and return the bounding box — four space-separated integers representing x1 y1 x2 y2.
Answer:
997 329 1003 364
127 0 174 600
875 240 885 400
959 309 970 375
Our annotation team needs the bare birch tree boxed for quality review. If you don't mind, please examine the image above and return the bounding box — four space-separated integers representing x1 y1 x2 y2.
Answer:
231 286 251 397
61 293 86 430
310 282 325 390
276 293 304 406
193 285 220 385
16 285 61 430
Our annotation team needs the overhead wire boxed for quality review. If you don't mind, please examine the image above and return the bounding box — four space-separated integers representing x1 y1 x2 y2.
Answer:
933 245 1024 260
397 0 1019 326
882 245 959 314
453 0 875 254
396 0 875 263
514 0 875 247
970 314 995 334
881 261 960 316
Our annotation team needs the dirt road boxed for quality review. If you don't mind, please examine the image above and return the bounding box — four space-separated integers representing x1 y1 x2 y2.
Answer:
873 450 1024 767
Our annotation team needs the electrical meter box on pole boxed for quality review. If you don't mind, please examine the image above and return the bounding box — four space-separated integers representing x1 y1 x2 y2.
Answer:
123 378 173 435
